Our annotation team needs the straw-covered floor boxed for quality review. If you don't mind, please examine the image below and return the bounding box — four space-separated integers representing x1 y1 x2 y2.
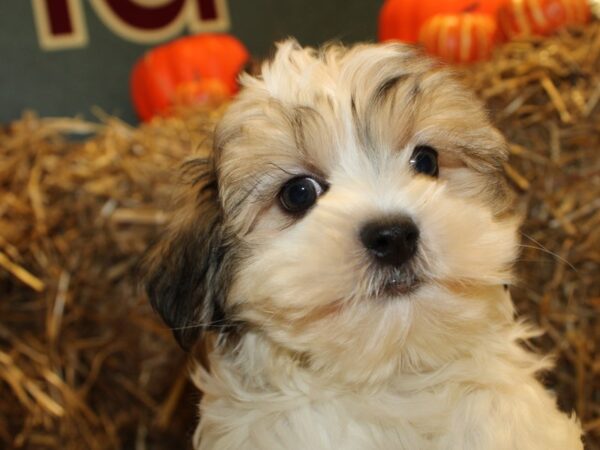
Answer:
1 23 599 449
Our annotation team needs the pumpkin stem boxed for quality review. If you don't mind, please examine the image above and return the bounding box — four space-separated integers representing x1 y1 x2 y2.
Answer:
462 2 480 13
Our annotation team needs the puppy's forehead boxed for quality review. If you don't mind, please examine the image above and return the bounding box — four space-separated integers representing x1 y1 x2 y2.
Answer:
258 41 429 105
215 40 505 186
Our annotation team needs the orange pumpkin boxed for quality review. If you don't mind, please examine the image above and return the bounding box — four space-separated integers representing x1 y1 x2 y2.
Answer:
131 34 249 121
497 0 591 39
172 78 230 107
419 13 498 63
379 0 505 43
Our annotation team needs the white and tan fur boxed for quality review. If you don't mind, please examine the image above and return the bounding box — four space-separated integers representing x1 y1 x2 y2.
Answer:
145 40 583 449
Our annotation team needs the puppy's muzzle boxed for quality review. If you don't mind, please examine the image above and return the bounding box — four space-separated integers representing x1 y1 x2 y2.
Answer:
360 216 419 267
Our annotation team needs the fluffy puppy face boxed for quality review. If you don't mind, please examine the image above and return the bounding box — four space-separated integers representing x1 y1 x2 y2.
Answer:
146 40 519 384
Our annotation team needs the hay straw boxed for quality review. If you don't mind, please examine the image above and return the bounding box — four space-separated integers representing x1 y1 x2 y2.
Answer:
0 251 45 292
1 108 223 448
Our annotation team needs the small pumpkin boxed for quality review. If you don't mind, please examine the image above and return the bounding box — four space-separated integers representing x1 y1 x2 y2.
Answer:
172 78 230 107
497 0 591 39
131 34 249 121
379 0 504 43
419 13 498 63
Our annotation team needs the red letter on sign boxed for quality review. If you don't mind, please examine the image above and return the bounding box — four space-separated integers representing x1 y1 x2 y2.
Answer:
32 0 230 49
100 0 221 27
188 0 230 34
32 0 88 50
90 0 230 44
102 0 186 30
197 0 217 20
44 0 73 34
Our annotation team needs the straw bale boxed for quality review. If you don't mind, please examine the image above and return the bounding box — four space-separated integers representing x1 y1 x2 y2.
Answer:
1 108 223 449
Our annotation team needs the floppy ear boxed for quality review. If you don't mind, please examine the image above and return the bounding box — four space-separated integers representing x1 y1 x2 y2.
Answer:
143 158 233 350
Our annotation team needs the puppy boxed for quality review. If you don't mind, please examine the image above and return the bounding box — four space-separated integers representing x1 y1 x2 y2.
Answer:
144 40 583 449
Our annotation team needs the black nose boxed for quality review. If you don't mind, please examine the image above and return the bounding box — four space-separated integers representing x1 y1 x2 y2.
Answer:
360 217 419 267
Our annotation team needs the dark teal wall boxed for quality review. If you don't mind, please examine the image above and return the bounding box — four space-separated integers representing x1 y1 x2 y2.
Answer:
0 1 383 124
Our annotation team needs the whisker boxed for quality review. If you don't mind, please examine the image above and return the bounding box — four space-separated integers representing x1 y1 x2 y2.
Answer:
516 259 560 264
170 317 235 332
518 232 577 273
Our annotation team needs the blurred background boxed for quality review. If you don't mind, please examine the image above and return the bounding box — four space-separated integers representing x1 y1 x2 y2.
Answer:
0 0 381 123
0 1 598 449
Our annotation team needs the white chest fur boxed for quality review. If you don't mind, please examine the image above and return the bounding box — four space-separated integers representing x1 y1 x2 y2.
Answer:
191 331 582 450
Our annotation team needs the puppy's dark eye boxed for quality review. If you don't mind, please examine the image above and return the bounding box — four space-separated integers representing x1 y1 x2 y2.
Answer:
410 145 439 177
279 176 325 213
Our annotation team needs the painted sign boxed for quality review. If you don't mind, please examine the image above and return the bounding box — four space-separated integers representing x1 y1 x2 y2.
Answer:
32 0 230 50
